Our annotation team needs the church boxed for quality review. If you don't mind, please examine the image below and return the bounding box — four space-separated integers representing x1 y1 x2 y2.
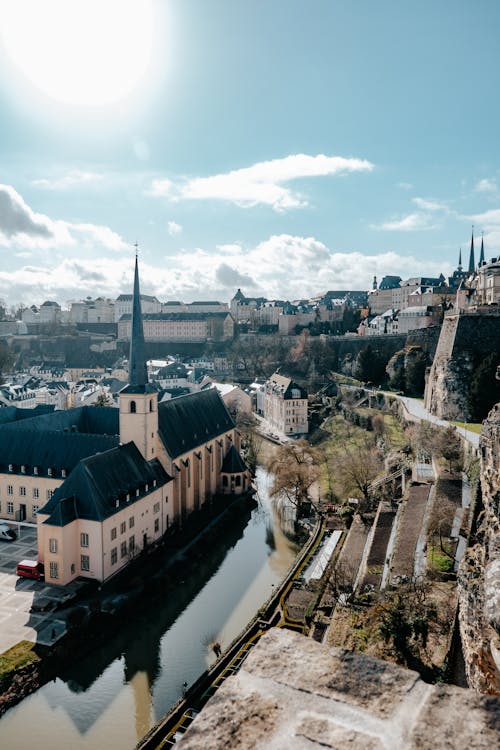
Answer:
0 255 250 586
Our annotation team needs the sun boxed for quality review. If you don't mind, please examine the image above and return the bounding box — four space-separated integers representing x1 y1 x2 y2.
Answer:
0 0 153 107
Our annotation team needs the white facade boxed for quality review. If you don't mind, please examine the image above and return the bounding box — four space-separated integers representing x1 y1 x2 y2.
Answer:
263 373 308 436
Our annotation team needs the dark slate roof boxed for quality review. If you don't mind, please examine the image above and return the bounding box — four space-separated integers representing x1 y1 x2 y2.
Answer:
0 404 55 425
221 445 247 474
116 293 159 302
120 312 230 321
0 405 119 436
158 388 235 458
0 429 119 473
40 442 171 526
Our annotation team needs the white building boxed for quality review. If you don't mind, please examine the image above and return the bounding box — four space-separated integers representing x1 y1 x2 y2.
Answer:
263 373 308 437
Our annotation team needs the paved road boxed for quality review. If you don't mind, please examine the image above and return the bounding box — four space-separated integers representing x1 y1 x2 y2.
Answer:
0 526 68 653
397 396 480 449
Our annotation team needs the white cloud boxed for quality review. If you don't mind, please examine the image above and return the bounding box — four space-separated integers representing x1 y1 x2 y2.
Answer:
0 183 127 252
371 213 437 231
167 220 182 236
149 153 374 211
0 233 452 306
412 197 447 212
469 208 500 227
32 170 104 190
397 182 413 190
474 178 497 193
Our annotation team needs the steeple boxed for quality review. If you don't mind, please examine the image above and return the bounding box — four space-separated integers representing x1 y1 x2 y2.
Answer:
467 227 475 274
128 245 148 388
457 247 462 271
479 233 485 266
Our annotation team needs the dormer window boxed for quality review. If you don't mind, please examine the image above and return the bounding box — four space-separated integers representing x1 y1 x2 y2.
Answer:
145 484 149 492
21 465 25 474
34 466 38 475
61 469 66 478
8 464 13 472
126 493 130 502
136 489 140 497
47 468 52 477
115 499 119 508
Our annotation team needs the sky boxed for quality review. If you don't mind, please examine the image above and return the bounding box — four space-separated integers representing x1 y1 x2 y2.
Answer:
1 0 500 308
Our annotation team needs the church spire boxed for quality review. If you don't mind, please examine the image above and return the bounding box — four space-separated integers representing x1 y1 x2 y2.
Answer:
467 226 475 274
479 232 485 266
128 245 148 387
458 247 462 271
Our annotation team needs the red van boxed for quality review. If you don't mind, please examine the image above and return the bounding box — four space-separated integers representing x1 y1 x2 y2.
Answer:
16 560 45 581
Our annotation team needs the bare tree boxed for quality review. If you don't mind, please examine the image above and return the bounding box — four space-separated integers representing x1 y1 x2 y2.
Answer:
332 435 383 508
266 440 321 514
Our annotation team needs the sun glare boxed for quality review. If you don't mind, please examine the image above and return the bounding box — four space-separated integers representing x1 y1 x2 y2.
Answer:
0 0 154 107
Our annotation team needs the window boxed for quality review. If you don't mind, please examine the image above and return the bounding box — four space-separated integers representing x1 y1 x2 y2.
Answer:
46 490 53 500
129 535 135 555
7 485 13 496
19 487 26 496
111 547 117 565
7 501 13 514
130 400 136 413
33 466 38 475
32 505 39 516
80 555 90 571
153 502 160 514
47 468 52 477
120 541 127 558
154 518 159 533
149 399 153 412
120 521 126 534
49 561 59 579
110 527 117 541
129 516 135 529
33 488 39 499
80 533 89 548
49 538 58 553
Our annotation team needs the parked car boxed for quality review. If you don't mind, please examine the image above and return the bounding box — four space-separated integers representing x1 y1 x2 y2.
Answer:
16 560 44 580
0 523 17 542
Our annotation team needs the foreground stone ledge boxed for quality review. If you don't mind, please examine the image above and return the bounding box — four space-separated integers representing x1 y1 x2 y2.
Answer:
177 628 500 749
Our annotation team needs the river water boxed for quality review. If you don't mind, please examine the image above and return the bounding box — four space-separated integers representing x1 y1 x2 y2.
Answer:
0 467 298 750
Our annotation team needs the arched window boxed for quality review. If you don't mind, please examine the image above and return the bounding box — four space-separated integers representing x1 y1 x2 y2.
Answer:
222 475 228 487
130 401 136 413
149 399 153 412
235 475 241 486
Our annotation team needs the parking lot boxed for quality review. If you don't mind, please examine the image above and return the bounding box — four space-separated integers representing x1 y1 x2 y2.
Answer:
0 524 68 653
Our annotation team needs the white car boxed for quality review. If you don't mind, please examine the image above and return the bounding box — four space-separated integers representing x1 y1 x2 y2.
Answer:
0 523 17 542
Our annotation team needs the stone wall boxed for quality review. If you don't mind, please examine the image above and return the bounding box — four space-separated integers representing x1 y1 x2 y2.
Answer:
458 402 500 694
177 628 499 749
424 312 500 420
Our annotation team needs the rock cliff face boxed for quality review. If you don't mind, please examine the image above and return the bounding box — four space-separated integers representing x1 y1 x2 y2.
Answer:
458 402 500 694
424 311 500 420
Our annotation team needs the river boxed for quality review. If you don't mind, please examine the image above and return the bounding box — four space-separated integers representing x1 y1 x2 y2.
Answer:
0 466 298 750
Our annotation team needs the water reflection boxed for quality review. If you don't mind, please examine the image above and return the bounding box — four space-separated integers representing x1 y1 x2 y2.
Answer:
0 467 298 750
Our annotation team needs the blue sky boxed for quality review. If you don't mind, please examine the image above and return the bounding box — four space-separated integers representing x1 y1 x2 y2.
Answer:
1 0 500 306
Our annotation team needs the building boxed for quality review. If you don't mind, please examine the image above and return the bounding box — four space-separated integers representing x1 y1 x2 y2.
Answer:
69 298 115 324
0 255 250 586
476 257 500 305
117 311 234 343
263 373 308 437
114 293 161 322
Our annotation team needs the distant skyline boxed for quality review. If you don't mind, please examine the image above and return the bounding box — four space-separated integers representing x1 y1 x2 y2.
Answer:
1 0 500 306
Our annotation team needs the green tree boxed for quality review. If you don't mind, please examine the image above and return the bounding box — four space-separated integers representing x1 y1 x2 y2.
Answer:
404 350 428 396
468 352 500 422
355 345 387 385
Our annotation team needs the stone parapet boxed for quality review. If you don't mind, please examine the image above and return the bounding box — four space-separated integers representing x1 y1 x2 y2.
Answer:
177 628 499 749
